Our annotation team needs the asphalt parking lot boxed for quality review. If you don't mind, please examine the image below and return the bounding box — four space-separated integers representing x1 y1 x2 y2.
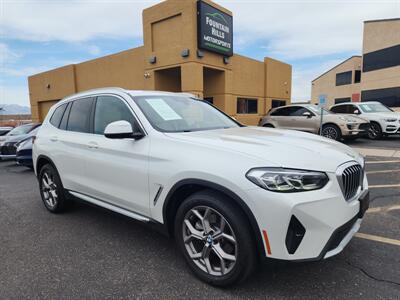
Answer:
0 138 399 299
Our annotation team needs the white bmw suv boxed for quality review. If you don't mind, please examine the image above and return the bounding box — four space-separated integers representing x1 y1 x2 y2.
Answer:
33 88 369 286
330 101 400 139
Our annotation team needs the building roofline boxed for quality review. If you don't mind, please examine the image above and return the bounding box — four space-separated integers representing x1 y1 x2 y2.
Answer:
364 18 400 24
311 55 361 83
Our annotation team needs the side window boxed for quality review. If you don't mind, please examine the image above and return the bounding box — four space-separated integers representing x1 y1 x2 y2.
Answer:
349 105 359 114
49 103 67 128
94 96 137 135
59 102 71 130
331 105 347 114
67 98 94 133
291 107 311 116
270 107 286 116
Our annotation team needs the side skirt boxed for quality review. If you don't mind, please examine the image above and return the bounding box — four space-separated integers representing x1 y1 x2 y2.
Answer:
66 190 170 236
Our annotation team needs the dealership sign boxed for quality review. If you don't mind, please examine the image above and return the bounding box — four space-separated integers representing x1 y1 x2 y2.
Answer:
197 0 233 57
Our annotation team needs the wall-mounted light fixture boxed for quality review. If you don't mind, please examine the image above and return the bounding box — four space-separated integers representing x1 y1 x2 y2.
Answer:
223 57 230 64
46 84 51 89
149 56 157 64
181 49 190 58
144 72 151 79
196 50 204 58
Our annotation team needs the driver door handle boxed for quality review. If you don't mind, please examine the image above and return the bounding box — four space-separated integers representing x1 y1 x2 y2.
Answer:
88 141 99 149
50 136 58 142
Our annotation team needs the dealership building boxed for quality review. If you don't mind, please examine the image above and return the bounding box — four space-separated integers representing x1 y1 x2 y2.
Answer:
28 0 292 125
311 18 400 110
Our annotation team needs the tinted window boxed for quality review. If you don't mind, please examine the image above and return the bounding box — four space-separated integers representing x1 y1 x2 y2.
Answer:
271 107 298 116
59 102 71 130
336 71 352 86
354 70 361 83
361 87 400 108
331 105 346 114
237 98 258 114
50 103 67 128
67 98 94 133
94 96 137 134
271 100 286 108
290 107 311 116
363 44 400 72
334 97 351 104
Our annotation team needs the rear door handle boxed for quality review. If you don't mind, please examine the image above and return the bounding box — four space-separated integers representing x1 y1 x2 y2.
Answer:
50 136 58 142
88 141 99 149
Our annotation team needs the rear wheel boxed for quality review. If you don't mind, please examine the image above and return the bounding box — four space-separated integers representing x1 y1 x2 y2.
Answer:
368 122 383 140
39 164 68 213
174 190 256 287
321 124 342 141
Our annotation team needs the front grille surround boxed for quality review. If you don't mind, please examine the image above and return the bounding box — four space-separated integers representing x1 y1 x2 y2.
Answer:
336 162 363 201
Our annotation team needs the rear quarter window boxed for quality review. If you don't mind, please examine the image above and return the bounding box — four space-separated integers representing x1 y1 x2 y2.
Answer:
50 103 68 128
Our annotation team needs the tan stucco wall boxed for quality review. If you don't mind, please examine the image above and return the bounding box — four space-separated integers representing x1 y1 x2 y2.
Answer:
311 56 361 107
28 0 292 125
361 19 400 93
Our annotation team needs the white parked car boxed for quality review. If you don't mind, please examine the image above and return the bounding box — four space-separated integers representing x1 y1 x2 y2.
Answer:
330 101 400 139
33 88 369 286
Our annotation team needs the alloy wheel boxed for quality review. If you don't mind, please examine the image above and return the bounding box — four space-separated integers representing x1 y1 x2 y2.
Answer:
368 123 380 139
182 206 237 276
322 126 338 140
41 172 58 208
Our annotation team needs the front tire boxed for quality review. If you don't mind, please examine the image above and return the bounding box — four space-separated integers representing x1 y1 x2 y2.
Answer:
39 164 68 213
321 124 342 141
368 122 383 140
174 190 256 287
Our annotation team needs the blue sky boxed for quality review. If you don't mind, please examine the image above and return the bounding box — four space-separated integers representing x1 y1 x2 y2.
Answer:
1 0 399 107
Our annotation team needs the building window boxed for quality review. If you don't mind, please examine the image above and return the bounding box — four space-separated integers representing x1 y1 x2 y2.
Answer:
336 71 352 86
237 98 258 114
271 99 286 108
334 97 351 104
361 87 400 108
354 70 361 83
363 44 400 72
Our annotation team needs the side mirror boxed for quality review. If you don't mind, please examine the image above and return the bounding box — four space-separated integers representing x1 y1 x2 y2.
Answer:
104 120 144 140
354 109 361 115
303 111 312 118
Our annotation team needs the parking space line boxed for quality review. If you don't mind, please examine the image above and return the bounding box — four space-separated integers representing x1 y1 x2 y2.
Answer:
369 184 400 189
366 160 400 164
366 169 400 175
355 233 400 247
367 205 400 213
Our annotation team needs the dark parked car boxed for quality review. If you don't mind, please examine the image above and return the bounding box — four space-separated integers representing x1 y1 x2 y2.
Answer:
0 124 41 160
16 134 36 168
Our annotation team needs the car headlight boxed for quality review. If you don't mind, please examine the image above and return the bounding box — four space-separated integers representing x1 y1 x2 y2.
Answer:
381 118 397 122
246 168 329 192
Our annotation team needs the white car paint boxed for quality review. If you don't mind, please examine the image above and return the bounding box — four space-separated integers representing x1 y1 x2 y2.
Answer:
330 101 400 135
33 88 369 261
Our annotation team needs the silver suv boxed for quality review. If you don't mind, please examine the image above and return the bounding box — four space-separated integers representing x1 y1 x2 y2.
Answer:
259 104 370 141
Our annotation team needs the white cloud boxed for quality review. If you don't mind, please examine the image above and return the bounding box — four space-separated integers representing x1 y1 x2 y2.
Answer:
0 43 20 64
1 0 159 42
292 59 344 102
87 45 101 56
0 85 30 106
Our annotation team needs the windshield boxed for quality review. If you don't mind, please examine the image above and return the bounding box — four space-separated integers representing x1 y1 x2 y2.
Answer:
7 124 34 136
307 105 333 115
133 96 240 132
359 103 393 113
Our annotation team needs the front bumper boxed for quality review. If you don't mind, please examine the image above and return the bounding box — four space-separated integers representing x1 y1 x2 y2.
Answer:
0 143 17 159
382 121 400 134
340 123 370 137
243 171 368 261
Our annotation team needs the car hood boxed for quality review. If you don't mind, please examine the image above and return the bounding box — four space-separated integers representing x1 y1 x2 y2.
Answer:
165 127 363 173
1 133 29 144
